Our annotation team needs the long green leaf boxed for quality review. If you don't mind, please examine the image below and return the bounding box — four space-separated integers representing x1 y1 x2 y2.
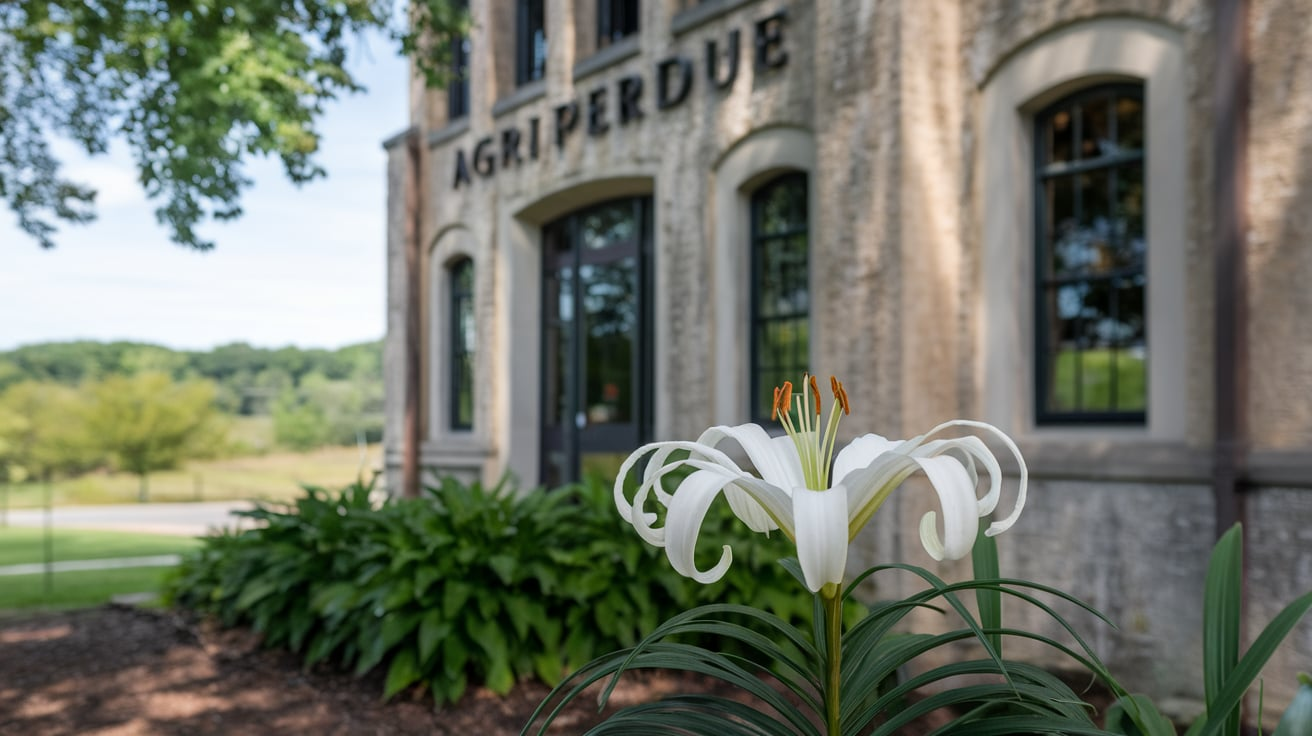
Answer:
1105 694 1177 736
971 518 1003 656
1203 523 1244 736
1194 588 1312 736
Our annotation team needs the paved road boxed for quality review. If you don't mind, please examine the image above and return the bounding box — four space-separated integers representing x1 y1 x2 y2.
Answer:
0 501 257 537
0 555 183 577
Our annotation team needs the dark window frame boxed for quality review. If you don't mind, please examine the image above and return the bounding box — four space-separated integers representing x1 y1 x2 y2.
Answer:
749 171 810 425
1033 83 1147 426
598 0 640 49
449 257 476 431
447 1 470 120
516 0 547 86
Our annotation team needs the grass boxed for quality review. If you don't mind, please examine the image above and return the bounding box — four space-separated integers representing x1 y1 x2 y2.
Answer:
0 443 380 508
0 566 175 613
1050 347 1146 412
0 529 201 567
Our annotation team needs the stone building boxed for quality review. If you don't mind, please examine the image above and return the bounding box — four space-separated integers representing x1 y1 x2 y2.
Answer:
383 0 1312 720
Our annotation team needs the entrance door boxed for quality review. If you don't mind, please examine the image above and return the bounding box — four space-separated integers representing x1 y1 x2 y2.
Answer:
541 198 652 487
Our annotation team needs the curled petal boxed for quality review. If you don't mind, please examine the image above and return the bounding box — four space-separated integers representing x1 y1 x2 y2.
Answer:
914 455 980 561
693 424 802 533
663 470 740 584
614 438 747 524
792 487 849 592
913 436 1000 517
681 459 795 538
923 420 1028 536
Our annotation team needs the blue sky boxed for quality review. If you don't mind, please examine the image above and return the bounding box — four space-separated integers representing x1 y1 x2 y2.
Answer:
0 32 408 353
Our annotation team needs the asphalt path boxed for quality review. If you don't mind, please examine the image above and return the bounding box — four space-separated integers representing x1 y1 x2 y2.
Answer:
0 500 257 537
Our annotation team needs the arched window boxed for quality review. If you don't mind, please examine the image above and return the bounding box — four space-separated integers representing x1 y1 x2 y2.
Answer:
1034 84 1146 423
449 258 476 430
749 172 809 423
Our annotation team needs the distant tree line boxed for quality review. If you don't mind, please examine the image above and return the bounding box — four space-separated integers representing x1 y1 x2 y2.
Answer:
0 340 384 470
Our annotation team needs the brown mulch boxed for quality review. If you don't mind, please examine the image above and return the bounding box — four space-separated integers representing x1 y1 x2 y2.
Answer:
0 605 958 735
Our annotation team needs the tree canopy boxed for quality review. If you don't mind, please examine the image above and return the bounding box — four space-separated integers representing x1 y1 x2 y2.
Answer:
0 0 463 250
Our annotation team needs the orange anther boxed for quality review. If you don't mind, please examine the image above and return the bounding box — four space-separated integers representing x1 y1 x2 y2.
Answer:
771 385 781 421
830 376 851 415
780 381 793 415
809 375 821 414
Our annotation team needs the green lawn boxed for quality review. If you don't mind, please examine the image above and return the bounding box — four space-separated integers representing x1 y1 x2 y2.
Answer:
0 528 201 567
0 566 175 612
1050 348 1146 412
0 443 380 508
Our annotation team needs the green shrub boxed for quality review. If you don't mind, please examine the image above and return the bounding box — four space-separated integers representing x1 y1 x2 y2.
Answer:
167 477 840 705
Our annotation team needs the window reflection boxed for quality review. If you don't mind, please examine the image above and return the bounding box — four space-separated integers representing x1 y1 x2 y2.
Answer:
449 259 475 430
751 173 809 422
1035 85 1146 422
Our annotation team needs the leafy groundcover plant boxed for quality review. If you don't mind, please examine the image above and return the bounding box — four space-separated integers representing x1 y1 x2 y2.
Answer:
166 475 854 705
525 374 1312 736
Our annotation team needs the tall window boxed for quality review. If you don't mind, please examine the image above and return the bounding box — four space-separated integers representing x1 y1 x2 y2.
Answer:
447 0 470 119
450 258 475 430
1035 85 1146 424
598 0 639 49
750 173 809 423
516 0 547 85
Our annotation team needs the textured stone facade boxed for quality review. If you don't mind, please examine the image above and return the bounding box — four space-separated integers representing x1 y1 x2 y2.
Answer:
385 0 1312 722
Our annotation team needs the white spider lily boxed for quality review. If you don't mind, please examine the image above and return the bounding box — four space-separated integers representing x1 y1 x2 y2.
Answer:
614 375 1028 593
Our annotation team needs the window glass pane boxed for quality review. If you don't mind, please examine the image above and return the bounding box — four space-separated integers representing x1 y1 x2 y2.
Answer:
1035 84 1146 423
751 173 808 422
580 203 636 250
1045 176 1076 276
1047 107 1073 164
1079 94 1111 160
599 0 640 47
1114 277 1147 411
582 259 637 425
543 266 572 427
519 0 547 84
1076 168 1114 275
1113 163 1146 268
450 260 476 430
1116 95 1144 151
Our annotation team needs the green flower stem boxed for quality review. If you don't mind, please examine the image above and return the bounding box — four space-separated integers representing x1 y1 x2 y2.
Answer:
822 587 843 735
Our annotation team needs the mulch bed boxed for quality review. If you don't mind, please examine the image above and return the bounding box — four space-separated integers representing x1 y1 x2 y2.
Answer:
0 605 988 735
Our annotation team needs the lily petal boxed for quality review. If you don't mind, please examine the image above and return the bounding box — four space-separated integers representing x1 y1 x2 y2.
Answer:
923 420 1028 536
792 487 850 592
832 434 903 485
696 424 805 490
662 469 741 584
914 455 980 561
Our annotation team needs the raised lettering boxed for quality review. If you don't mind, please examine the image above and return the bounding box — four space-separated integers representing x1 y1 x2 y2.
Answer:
452 149 472 189
554 102 579 149
472 137 495 177
618 75 644 125
656 56 693 110
706 30 740 90
588 87 609 136
755 10 788 70
528 116 541 160
502 127 522 168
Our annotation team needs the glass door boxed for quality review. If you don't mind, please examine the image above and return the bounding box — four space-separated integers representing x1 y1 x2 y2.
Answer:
541 198 652 486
